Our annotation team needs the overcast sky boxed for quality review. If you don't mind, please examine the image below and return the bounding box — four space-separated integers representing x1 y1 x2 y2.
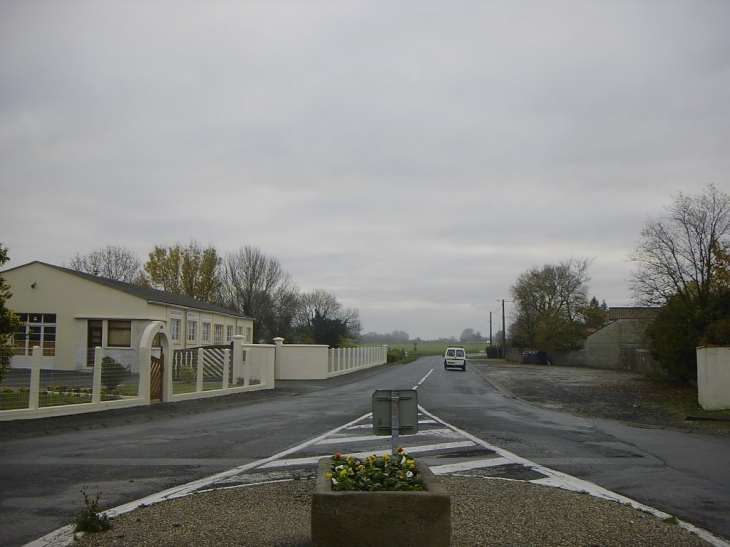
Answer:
1 1 728 340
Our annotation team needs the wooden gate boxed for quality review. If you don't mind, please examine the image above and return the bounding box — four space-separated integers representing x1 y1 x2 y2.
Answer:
150 354 164 402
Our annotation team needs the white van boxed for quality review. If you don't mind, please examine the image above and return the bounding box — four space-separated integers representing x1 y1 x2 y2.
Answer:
444 347 467 371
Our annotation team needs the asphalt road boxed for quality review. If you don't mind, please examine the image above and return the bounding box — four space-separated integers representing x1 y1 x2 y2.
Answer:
2 357 729 546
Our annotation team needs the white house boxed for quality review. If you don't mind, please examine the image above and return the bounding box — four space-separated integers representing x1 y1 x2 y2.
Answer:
3 261 254 373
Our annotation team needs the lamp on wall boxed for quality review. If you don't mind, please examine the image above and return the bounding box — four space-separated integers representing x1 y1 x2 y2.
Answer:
31 282 36 289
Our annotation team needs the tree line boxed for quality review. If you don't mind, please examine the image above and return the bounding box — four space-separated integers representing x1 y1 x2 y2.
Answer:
66 243 361 347
2 185 728 383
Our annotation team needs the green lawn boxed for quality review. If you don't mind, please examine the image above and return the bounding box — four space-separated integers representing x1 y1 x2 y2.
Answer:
0 391 93 410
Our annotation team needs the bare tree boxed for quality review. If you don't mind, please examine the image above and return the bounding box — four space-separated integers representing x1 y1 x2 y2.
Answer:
629 184 730 307
219 246 298 342
66 245 143 283
294 289 361 346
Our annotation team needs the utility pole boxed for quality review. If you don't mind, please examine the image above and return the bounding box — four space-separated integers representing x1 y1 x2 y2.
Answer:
489 311 492 348
501 299 506 360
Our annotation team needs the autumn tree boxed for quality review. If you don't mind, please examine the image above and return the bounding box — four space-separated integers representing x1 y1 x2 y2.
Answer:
0 245 22 383
144 241 221 303
218 246 299 342
510 258 593 350
66 245 144 283
630 185 730 380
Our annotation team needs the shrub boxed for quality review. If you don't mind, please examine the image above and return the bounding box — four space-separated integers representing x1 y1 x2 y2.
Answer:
101 356 131 391
387 348 406 363
179 365 196 383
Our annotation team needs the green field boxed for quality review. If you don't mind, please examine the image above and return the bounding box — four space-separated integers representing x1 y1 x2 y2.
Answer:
382 343 487 357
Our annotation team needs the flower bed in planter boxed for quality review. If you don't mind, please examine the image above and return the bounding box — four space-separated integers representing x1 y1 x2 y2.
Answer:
311 453 451 547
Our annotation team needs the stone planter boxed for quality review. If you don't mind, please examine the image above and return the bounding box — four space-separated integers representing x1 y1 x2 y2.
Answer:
311 457 451 547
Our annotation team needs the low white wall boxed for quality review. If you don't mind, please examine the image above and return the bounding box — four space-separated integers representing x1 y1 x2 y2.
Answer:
275 343 330 380
273 340 388 380
697 346 730 410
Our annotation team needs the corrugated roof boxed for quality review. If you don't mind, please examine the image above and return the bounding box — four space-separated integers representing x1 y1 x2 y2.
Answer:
608 307 660 320
27 261 252 319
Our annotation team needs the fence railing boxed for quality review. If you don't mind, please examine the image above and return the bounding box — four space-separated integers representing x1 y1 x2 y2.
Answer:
0 346 145 420
1 339 386 420
0 338 276 420
169 340 275 401
328 346 389 376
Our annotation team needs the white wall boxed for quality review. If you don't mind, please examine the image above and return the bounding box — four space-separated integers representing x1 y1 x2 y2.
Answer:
697 346 730 410
275 343 330 380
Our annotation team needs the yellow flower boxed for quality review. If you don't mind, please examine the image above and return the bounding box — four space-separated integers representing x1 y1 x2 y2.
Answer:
382 454 391 461
358 465 365 471
339 469 348 478
326 473 333 479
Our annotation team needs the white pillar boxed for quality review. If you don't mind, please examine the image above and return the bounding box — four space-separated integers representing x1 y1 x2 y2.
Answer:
232 335 244 383
273 337 284 379
222 349 230 390
196 348 204 392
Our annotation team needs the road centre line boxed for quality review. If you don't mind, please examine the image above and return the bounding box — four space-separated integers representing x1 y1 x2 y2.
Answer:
413 368 434 389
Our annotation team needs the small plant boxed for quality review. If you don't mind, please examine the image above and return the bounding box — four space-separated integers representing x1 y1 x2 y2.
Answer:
663 516 680 525
327 448 424 491
73 486 111 533
179 365 196 383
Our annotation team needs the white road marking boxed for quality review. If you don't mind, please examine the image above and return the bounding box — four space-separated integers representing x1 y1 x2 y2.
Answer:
257 441 477 470
315 428 455 445
430 457 513 474
413 368 433 389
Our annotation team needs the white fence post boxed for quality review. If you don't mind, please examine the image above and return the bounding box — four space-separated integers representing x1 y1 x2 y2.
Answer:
242 349 250 386
222 349 230 389
92 347 103 404
196 348 204 392
29 346 42 410
232 336 244 385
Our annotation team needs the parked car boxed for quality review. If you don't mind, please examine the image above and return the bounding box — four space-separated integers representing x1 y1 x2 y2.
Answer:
444 347 467 371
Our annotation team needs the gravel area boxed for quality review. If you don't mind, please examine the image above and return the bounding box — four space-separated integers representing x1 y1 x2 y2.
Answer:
75 476 711 547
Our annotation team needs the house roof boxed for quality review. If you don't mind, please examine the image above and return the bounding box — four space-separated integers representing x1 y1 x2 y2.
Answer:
608 307 660 320
9 261 252 320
